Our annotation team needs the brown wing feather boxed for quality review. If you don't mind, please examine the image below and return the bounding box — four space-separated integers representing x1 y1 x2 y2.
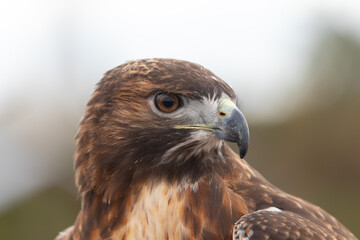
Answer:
227 150 357 240
233 209 340 240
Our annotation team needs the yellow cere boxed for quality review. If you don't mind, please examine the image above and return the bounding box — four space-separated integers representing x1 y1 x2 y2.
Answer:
217 98 237 118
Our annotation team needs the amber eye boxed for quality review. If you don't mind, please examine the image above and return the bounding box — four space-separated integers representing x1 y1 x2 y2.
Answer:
155 93 180 113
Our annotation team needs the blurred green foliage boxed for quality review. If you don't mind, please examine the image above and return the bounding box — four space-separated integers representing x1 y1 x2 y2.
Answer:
0 186 80 240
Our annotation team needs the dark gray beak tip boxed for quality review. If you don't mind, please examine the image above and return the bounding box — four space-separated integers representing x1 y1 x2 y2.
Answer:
238 140 249 159
238 121 249 159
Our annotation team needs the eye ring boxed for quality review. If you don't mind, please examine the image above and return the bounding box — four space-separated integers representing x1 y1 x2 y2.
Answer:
155 93 181 113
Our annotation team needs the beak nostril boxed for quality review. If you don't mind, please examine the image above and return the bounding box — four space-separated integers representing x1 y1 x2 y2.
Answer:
219 112 226 117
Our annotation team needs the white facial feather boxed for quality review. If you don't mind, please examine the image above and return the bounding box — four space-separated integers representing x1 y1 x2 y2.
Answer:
152 94 233 166
159 131 223 166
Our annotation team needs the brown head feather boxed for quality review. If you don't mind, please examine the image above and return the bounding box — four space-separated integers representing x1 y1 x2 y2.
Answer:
74 58 235 200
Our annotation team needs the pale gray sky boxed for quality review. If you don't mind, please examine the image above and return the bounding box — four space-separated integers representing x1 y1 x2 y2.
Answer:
1 0 360 119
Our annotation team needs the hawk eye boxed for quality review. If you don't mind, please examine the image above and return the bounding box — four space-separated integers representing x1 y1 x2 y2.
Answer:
155 93 180 113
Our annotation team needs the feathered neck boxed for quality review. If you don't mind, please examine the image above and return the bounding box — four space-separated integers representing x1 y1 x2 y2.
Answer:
69 143 249 240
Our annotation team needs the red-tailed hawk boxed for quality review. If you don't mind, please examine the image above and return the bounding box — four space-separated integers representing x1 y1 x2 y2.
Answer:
56 59 357 240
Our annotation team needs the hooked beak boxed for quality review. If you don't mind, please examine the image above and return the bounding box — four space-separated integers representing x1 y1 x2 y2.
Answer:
174 98 250 159
214 99 249 158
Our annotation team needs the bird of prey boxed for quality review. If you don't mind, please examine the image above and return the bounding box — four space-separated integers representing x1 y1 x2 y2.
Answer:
56 59 357 240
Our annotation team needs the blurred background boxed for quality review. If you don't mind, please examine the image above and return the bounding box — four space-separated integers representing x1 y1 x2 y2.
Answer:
1 0 359 239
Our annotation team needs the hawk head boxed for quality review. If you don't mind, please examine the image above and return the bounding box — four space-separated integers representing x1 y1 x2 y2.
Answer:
74 59 249 200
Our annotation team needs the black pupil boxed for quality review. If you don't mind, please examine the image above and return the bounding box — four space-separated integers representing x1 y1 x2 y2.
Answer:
162 96 174 108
